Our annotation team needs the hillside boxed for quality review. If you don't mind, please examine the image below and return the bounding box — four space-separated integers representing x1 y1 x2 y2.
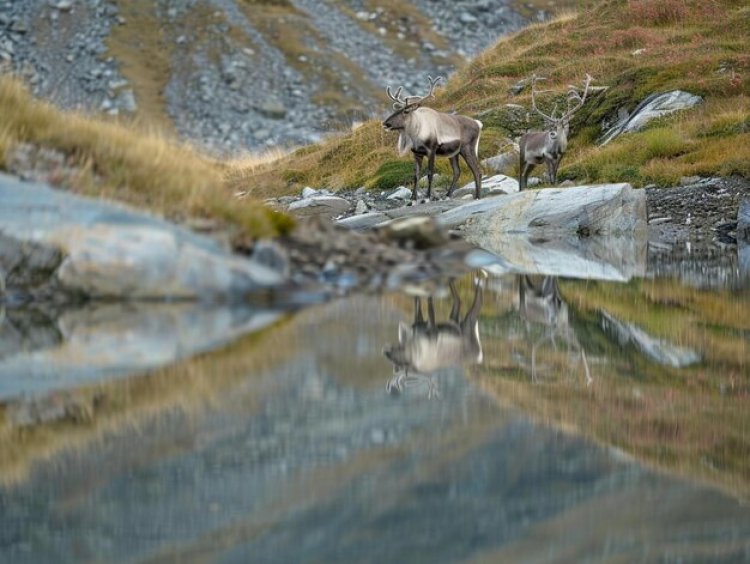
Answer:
236 0 749 198
0 0 559 154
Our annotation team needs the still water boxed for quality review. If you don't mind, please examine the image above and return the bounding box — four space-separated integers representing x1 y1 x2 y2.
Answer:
1 265 749 562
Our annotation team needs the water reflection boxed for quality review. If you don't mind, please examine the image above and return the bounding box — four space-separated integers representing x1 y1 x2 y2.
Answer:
0 270 749 562
384 277 484 397
518 275 591 385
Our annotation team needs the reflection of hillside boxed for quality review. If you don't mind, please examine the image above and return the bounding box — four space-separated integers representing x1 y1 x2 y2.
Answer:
472 275 750 499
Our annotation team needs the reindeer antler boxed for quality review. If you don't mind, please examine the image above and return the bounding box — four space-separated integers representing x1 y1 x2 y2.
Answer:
410 75 444 107
530 74 558 123
560 73 594 121
386 85 407 109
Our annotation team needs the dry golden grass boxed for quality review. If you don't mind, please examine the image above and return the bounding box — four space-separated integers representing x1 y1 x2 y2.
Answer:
0 76 293 238
234 0 749 196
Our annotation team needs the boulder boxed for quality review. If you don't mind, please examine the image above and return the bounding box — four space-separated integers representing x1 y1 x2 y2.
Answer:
481 151 517 173
288 195 351 218
600 91 703 145
452 175 519 199
386 186 413 200
0 173 283 300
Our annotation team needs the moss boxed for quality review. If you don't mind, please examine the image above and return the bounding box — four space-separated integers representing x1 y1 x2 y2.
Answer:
368 160 414 190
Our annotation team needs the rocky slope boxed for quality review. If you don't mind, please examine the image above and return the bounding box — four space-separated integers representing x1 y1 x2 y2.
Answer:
0 0 529 154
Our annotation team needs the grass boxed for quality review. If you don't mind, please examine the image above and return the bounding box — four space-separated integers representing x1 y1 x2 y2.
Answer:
0 76 293 239
232 0 750 196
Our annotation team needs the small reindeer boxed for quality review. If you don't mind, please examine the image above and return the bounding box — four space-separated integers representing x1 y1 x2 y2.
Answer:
384 278 484 397
518 74 593 191
383 76 483 201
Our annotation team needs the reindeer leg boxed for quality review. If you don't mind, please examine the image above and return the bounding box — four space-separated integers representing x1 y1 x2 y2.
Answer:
520 162 532 192
449 280 461 324
414 297 423 325
446 155 461 198
412 154 423 201
427 150 436 200
545 158 554 185
427 296 436 330
552 156 562 185
462 277 484 330
461 148 482 200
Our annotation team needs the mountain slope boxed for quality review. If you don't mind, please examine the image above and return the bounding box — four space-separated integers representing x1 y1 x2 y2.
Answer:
237 0 749 197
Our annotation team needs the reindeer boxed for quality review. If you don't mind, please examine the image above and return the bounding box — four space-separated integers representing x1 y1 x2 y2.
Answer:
384 277 484 397
383 76 483 201
517 275 591 386
518 74 593 191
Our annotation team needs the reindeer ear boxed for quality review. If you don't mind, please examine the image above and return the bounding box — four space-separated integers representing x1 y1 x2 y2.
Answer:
398 321 413 343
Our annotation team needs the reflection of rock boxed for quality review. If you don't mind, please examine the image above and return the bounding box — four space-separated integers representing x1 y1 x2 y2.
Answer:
600 91 703 145
0 302 282 401
599 310 701 368
0 174 283 299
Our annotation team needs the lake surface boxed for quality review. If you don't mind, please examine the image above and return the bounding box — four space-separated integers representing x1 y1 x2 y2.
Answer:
1 252 749 562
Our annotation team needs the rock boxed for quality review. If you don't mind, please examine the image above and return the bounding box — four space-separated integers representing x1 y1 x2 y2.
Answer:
301 186 319 198
375 216 448 249
0 173 283 299
453 174 519 198
600 310 701 367
526 177 542 187
256 100 286 119
680 175 701 186
354 200 368 215
481 151 517 173
337 212 389 230
251 240 290 278
559 180 575 187
600 91 703 145
288 195 351 218
53 1 73 11
387 186 413 200
440 183 646 235
459 12 477 24
116 88 137 113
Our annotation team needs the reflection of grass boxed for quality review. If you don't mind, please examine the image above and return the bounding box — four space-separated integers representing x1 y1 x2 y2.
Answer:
0 317 293 486
472 276 750 499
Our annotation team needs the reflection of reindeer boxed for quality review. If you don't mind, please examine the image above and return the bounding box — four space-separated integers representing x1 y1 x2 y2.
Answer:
518 276 591 385
384 278 484 397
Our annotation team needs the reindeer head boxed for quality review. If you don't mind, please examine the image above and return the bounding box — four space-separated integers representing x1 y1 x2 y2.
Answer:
530 74 594 142
382 75 443 131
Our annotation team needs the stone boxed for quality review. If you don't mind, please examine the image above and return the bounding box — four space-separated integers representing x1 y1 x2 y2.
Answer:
0 173 283 299
354 200 368 215
453 175 519 198
600 310 701 367
251 240 290 278
387 186 413 200
376 216 448 249
256 100 286 119
288 195 351 218
680 175 701 186
440 183 646 235
600 91 703 145
301 186 318 198
481 151 517 173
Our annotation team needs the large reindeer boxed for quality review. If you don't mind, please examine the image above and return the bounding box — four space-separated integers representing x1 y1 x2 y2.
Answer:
383 76 483 201
518 74 593 191
384 277 484 397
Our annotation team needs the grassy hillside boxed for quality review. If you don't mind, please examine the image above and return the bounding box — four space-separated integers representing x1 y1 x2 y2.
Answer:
0 77 293 240
235 0 749 197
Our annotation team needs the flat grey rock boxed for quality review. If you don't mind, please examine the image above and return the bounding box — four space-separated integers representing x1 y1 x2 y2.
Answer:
601 91 703 145
0 173 283 300
288 195 351 218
